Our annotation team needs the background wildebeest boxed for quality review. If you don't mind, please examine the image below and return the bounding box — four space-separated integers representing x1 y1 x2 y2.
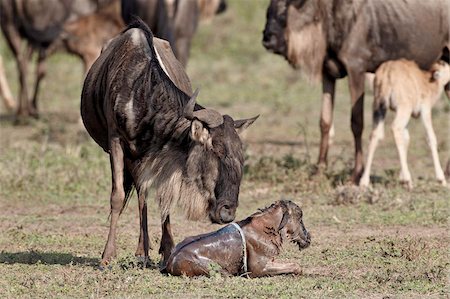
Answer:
81 19 257 266
262 0 450 183
0 0 122 119
121 0 227 67
163 200 310 277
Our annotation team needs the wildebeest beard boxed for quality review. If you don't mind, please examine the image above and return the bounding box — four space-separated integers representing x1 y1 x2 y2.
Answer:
135 116 244 223
263 0 327 82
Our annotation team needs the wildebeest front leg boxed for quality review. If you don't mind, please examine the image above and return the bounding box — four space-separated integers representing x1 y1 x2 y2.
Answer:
348 71 365 183
317 73 336 171
30 49 47 117
101 137 126 267
252 260 302 277
159 215 175 267
135 191 150 264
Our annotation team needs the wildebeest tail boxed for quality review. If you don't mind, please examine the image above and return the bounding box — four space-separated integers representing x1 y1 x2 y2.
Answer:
373 69 390 126
120 169 135 215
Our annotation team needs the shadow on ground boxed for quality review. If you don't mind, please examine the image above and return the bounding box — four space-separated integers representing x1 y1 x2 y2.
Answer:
0 251 98 266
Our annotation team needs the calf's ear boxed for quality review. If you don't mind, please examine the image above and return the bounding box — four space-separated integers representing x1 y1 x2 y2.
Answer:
190 119 213 149
432 70 441 81
234 115 259 134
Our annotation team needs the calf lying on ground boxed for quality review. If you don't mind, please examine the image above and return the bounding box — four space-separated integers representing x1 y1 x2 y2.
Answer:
162 200 311 277
360 59 450 188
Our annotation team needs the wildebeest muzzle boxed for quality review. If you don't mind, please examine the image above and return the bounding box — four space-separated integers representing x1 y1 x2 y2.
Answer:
262 20 287 56
210 200 237 224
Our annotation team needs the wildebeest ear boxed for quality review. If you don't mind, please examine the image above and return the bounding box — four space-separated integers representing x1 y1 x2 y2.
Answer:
190 119 213 149
277 209 290 231
234 115 259 134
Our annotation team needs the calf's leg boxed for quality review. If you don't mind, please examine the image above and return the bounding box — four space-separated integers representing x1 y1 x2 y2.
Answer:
0 56 15 110
391 110 413 189
420 108 446 186
250 260 302 277
360 102 387 187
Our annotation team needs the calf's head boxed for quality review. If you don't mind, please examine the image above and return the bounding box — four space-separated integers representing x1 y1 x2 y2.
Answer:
278 200 311 249
430 60 450 87
184 91 258 224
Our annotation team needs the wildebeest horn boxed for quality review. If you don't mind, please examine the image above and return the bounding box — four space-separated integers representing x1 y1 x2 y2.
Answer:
184 88 200 119
184 88 223 128
193 109 223 128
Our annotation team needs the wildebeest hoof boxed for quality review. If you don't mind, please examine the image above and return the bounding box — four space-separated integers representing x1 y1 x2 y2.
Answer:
97 264 112 271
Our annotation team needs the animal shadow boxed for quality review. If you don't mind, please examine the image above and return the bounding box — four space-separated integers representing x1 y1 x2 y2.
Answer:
0 250 98 267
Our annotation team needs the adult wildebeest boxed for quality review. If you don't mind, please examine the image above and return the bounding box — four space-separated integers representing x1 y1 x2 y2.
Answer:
262 0 450 183
81 19 257 267
121 0 227 67
0 0 121 119
163 200 311 277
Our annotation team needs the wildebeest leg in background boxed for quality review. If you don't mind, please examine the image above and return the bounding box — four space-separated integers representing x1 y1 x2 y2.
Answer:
251 260 302 278
347 71 365 183
0 56 16 111
30 49 47 116
173 0 200 67
101 136 126 267
420 108 447 186
317 73 336 171
135 191 150 265
16 45 34 118
159 215 174 267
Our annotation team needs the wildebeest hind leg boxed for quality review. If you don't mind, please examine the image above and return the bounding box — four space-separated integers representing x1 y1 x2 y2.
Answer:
135 191 151 265
101 137 126 267
159 215 175 267
317 74 336 171
348 71 365 183
30 49 47 118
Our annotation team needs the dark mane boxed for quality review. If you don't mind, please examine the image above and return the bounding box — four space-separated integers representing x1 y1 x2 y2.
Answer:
124 17 192 107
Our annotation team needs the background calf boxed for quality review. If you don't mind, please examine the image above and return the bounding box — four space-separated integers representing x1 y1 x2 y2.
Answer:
360 59 450 188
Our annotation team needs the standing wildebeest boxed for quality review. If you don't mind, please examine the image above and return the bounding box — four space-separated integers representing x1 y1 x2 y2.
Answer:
81 19 258 267
0 0 121 119
163 200 311 277
262 0 450 182
121 0 227 67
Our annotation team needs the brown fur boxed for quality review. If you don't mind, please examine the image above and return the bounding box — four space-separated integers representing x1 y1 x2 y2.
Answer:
285 13 326 82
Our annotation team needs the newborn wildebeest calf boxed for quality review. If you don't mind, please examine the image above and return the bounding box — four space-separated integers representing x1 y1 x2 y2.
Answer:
163 200 311 277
